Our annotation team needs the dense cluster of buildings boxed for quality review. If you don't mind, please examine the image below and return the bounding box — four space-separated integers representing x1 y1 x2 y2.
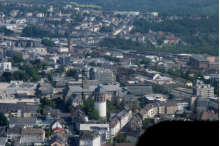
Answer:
0 1 218 146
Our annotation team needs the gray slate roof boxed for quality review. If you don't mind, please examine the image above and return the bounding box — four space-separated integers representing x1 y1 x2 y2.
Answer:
0 137 7 145
9 117 36 124
190 55 209 61
80 131 99 140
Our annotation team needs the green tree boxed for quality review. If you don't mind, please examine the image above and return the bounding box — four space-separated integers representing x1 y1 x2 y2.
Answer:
40 97 55 108
132 107 136 113
66 69 77 77
68 105 75 112
61 18 66 24
113 134 127 143
13 53 20 63
157 39 163 45
89 61 96 66
183 111 187 118
90 110 100 120
41 39 55 47
81 92 86 102
0 112 9 126
142 118 150 130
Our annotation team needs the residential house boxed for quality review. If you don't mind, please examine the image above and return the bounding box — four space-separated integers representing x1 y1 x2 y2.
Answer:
126 129 142 143
110 116 120 136
68 94 83 107
49 133 63 146
123 95 139 109
7 129 21 140
43 106 60 120
115 106 132 129
79 131 101 146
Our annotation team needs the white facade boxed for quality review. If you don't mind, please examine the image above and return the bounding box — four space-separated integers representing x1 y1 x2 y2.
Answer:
94 102 106 118
80 135 101 146
7 133 21 140
25 12 32 17
58 47 69 52
52 121 62 129
36 13 44 17
9 123 35 128
120 111 132 128
177 102 188 110
0 62 12 70
111 122 120 136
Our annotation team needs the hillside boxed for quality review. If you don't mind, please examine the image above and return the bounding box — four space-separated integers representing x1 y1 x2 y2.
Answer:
71 0 219 14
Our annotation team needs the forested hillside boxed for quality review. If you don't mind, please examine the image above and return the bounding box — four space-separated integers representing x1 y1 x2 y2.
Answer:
70 0 218 14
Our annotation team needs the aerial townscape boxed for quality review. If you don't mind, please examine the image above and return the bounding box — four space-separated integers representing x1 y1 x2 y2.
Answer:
0 0 218 146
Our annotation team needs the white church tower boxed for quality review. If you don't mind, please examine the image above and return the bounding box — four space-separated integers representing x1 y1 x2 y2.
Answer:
94 83 106 118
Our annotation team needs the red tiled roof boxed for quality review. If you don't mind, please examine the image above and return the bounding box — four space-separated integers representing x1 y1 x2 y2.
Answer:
174 40 178 44
52 127 64 132
166 36 171 39
171 37 176 39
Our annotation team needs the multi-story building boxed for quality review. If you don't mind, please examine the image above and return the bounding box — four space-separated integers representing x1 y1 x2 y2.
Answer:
68 94 83 107
123 95 139 109
71 106 87 132
35 83 55 99
110 116 121 136
58 55 70 65
7 129 21 140
0 102 40 118
137 101 179 120
188 96 197 112
189 55 209 68
126 129 142 143
79 131 101 146
115 106 132 129
0 62 11 70
90 67 116 84
208 98 219 112
123 83 152 96
9 117 37 128
193 84 214 98
20 128 45 143
80 122 110 140
196 97 208 109
25 12 32 17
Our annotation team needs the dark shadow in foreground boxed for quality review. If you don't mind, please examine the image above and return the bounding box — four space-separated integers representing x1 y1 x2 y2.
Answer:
137 121 219 146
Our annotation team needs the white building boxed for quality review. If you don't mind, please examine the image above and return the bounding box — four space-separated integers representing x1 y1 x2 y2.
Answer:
57 47 69 52
25 12 32 17
111 53 123 58
51 120 62 130
110 116 121 136
36 13 44 17
0 62 11 70
80 123 111 140
115 107 132 129
79 131 101 146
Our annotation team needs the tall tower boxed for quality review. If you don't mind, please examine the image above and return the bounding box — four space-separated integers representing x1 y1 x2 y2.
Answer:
94 83 106 118
82 65 89 89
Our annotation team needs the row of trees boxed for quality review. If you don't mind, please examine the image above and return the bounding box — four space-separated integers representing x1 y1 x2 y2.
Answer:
131 15 219 36
65 69 77 78
89 61 103 67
